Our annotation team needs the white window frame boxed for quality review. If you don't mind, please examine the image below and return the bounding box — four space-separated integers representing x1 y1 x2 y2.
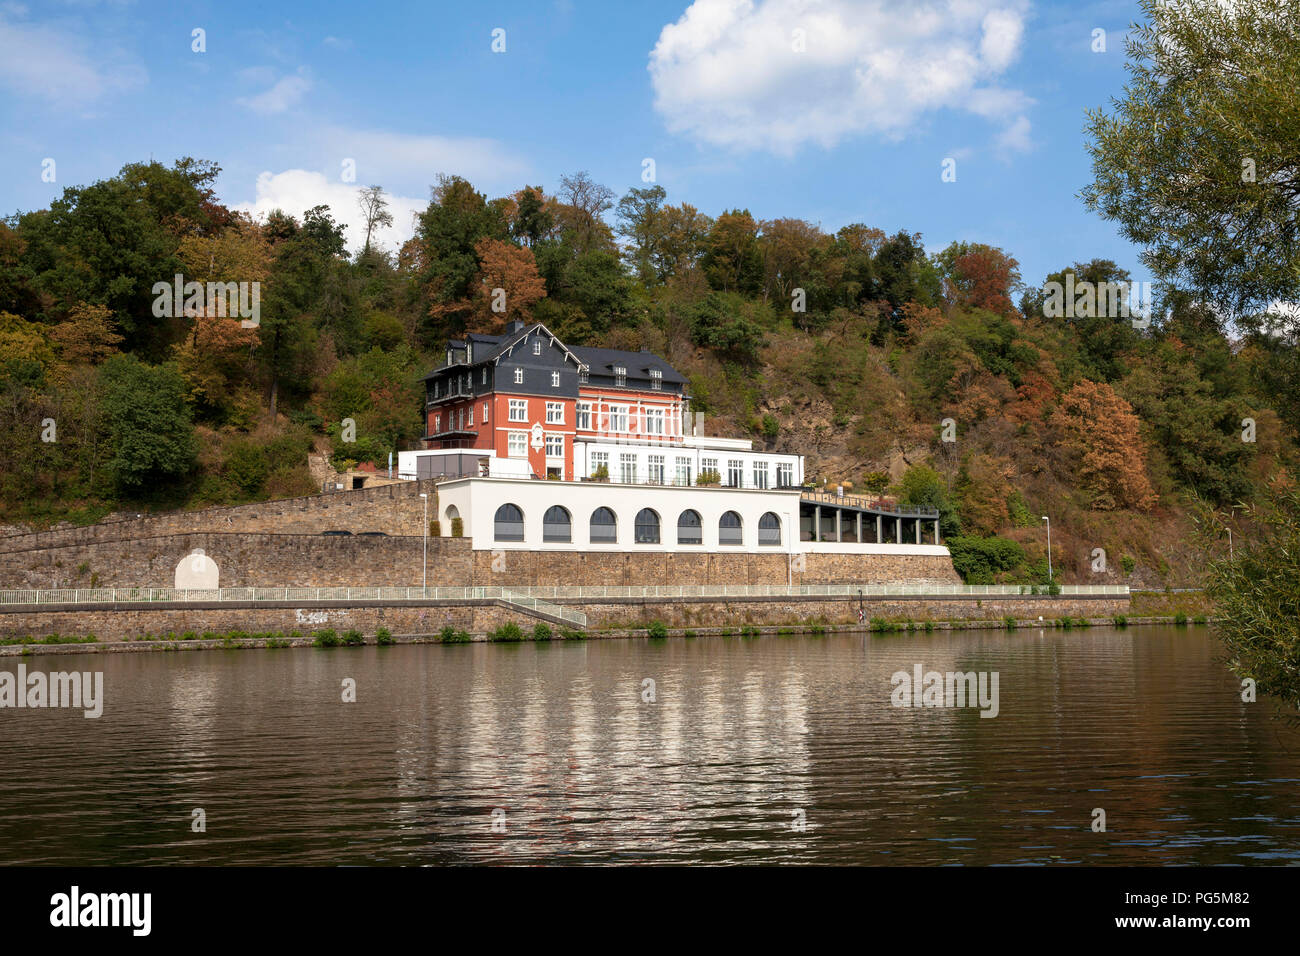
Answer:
609 405 629 433
545 434 564 458
619 452 637 484
466 404 474 427
509 399 528 422
647 454 665 484
590 451 608 477
650 369 663 390
533 340 542 355
546 401 564 424
513 367 524 384
645 408 665 435
576 402 591 430
507 431 528 458
777 462 793 487
614 365 627 387
727 459 744 487
551 370 561 387
482 402 489 422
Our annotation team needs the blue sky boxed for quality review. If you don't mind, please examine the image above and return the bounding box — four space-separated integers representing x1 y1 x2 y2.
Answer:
1 0 1148 288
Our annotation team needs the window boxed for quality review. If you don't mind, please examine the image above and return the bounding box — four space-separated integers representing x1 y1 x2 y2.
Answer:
509 399 527 422
545 434 564 458
463 372 470 391
635 508 660 544
645 408 665 435
759 512 781 546
777 462 794 487
546 402 564 424
481 368 487 385
579 368 589 384
677 509 702 545
433 413 441 432
433 380 440 399
727 460 744 487
457 407 463 430
482 402 489 422
719 511 743 545
619 453 637 484
533 339 542 355
753 463 768 489
466 404 474 427
576 402 591 430
514 367 524 384
675 458 692 486
647 454 665 484
507 431 528 457
609 405 629 432
494 503 524 541
543 506 571 543
590 507 617 543
702 458 718 476
551 370 561 387
614 365 627 387
650 368 663 390
590 451 608 478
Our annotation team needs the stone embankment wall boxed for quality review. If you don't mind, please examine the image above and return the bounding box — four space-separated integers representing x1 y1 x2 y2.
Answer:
0 594 1128 641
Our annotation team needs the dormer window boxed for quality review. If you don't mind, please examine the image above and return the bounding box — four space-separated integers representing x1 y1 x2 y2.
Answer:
533 340 542 355
579 367 589 384
551 371 560 387
467 343 473 363
446 349 452 366
481 368 487 385
514 367 524 384
614 365 627 387
650 369 663 390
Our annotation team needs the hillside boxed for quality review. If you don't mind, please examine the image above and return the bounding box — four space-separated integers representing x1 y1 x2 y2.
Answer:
0 160 1294 587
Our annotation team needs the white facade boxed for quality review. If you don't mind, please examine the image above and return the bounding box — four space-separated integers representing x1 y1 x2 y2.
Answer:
573 435 802 489
434 477 946 558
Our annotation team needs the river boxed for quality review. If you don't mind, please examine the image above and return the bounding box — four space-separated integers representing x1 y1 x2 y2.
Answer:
1 625 1296 865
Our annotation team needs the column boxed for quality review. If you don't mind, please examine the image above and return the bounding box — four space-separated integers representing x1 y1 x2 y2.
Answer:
915 519 921 544
835 509 842 542
935 518 941 545
876 514 882 544
895 517 902 544
856 512 862 543
815 505 821 542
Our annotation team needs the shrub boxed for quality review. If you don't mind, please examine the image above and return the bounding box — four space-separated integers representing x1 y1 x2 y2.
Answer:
439 625 471 643
946 536 1027 584
560 627 585 641
490 622 524 642
740 624 760 638
1120 555 1136 575
312 629 340 647
1003 616 1017 630
721 627 736 637
591 463 609 480
778 626 794 637
923 620 935 632
375 626 394 645
430 519 441 537
646 620 668 640
1047 580 1062 596
869 617 892 632
682 629 697 639
342 629 364 646
809 624 826 637
451 517 464 537
1112 614 1128 627
696 469 722 486
1173 613 1188 627
533 623 553 641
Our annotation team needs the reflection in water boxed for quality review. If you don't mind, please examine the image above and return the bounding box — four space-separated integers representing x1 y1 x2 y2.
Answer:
0 627 1296 865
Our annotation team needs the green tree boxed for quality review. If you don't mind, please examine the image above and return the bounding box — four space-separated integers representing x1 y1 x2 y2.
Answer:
1082 0 1300 315
98 355 197 492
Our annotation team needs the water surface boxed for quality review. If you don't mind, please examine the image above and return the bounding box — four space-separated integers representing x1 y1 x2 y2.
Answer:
1 626 1296 865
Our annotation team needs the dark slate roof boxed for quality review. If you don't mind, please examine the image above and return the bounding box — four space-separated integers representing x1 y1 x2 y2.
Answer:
569 345 688 385
423 324 687 385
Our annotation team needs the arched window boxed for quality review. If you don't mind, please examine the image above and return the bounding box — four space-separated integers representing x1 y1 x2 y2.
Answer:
719 510 743 545
494 503 524 541
677 509 702 545
590 507 617 543
758 512 781 546
444 505 460 522
635 508 661 544
543 505 572 543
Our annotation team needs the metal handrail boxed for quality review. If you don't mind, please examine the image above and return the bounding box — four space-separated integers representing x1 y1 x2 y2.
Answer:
0 583 1129 607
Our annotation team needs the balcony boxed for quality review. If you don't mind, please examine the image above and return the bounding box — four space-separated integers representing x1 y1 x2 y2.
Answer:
426 384 474 406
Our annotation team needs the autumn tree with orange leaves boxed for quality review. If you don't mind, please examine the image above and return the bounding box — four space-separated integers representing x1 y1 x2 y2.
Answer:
1050 380 1157 510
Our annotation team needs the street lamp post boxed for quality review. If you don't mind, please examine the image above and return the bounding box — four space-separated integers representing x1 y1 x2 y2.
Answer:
1041 515 1052 583
420 492 429 593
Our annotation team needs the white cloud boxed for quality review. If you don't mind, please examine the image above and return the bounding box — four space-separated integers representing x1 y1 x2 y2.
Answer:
649 0 1032 154
994 114 1032 153
0 10 145 107
233 169 426 255
237 67 311 114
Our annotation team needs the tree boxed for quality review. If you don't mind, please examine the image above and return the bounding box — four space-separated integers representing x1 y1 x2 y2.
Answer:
470 238 547 330
615 185 668 285
98 355 197 492
1202 489 1300 715
49 302 123 368
416 175 507 333
1082 0 1300 315
557 172 616 254
1050 380 1157 510
357 186 395 256
702 209 762 294
935 242 1021 317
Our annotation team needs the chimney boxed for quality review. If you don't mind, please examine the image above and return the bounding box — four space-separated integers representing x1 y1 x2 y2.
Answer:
506 319 526 335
